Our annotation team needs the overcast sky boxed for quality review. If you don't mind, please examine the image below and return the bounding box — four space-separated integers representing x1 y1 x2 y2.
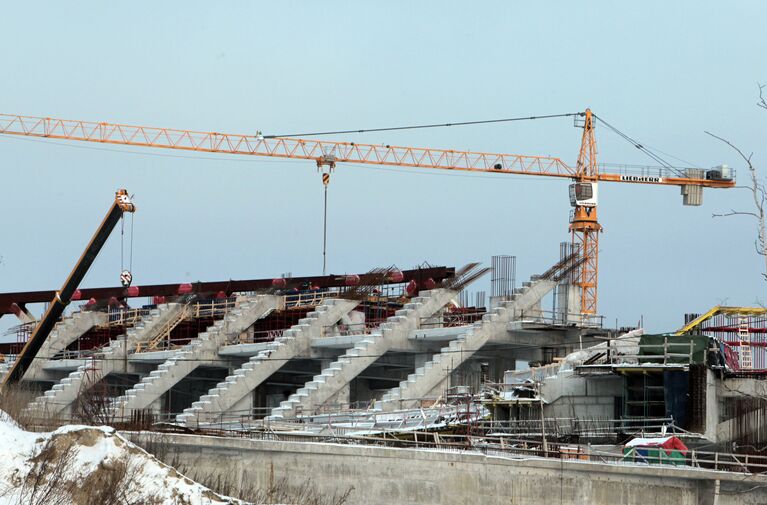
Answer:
1 1 765 334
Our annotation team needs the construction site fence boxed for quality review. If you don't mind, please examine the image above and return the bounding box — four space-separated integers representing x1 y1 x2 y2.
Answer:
257 416 682 440
473 417 682 437
125 425 767 475
33 409 767 474
159 407 683 442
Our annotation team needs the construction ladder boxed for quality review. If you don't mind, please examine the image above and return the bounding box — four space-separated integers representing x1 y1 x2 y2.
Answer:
139 304 191 352
738 317 753 370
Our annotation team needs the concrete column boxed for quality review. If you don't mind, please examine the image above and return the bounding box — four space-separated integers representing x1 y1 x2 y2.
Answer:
705 368 719 442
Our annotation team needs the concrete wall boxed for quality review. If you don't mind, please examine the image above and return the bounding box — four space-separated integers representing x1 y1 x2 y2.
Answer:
130 432 767 505
541 372 623 419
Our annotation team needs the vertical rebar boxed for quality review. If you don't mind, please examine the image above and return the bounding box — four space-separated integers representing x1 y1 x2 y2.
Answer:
491 255 516 300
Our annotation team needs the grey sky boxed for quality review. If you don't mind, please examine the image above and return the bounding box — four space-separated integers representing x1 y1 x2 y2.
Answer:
1 1 765 334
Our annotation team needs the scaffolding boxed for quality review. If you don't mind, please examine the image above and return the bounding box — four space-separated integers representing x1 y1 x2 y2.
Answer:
676 306 767 371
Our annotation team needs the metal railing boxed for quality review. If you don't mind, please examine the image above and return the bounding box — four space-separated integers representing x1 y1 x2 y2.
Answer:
134 298 236 353
475 417 680 438
50 348 105 361
419 309 486 329
283 290 337 309
416 309 604 331
597 163 736 182
325 320 387 337
120 423 767 475
503 362 563 384
191 297 236 318
106 307 152 327
517 308 604 328
235 329 286 344
604 338 694 366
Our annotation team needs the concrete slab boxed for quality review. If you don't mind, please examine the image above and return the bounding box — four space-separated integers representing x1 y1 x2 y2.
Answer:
128 350 175 363
42 359 89 371
218 342 275 357
409 326 468 341
311 334 375 349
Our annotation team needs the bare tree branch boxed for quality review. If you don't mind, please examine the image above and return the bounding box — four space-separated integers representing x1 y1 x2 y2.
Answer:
706 104 767 281
712 209 761 219
705 131 754 165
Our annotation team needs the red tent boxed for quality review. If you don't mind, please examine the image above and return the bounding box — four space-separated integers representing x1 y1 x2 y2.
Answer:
624 436 688 455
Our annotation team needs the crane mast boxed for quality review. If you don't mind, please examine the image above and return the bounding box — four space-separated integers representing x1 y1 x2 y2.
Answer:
571 109 601 314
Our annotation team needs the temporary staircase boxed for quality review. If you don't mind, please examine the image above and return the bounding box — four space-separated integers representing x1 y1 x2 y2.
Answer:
177 298 358 427
268 289 457 419
110 295 279 419
738 317 753 370
378 277 557 411
22 311 108 381
25 303 185 416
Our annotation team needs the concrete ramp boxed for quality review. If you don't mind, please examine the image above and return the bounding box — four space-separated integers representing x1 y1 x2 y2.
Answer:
110 295 280 419
268 289 457 420
177 299 358 428
23 311 108 381
379 279 556 411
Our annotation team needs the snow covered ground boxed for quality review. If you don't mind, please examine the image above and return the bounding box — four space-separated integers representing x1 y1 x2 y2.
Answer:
0 410 245 505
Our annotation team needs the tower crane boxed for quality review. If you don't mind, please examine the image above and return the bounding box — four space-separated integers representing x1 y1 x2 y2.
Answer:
0 110 736 315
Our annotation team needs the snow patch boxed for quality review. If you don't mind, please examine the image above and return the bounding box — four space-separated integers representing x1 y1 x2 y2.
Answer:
0 410 245 505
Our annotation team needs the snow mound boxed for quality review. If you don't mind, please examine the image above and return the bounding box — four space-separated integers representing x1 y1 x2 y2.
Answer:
0 410 244 505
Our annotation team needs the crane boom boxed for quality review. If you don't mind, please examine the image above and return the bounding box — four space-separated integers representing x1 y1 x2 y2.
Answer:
2 189 136 386
0 113 733 188
0 111 737 316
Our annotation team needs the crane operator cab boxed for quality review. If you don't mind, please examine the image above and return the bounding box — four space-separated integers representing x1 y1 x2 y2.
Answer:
569 182 598 207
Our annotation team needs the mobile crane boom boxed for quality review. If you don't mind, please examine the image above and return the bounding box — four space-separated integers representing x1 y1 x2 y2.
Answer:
2 189 136 386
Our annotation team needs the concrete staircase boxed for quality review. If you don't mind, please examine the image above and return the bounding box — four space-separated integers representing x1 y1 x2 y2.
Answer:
177 299 358 427
378 278 557 411
25 303 185 416
110 296 279 419
22 310 108 381
268 289 456 420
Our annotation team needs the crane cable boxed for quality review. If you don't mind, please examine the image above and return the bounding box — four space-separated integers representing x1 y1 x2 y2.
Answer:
266 112 582 138
593 115 688 177
120 216 124 273
119 209 135 288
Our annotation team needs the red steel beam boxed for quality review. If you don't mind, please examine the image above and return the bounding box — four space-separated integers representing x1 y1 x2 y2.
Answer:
0 266 454 316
